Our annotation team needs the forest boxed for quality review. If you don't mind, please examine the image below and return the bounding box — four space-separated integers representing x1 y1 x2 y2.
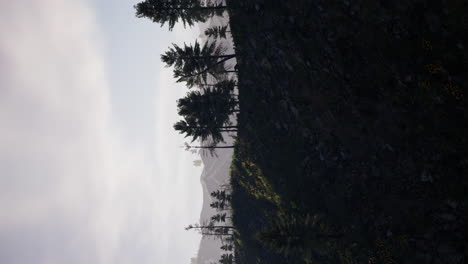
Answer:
135 0 468 263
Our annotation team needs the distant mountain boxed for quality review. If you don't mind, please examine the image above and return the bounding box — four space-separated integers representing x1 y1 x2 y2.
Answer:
195 145 233 264
194 14 236 264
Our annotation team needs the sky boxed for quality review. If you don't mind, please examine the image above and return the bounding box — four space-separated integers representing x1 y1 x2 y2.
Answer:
0 0 204 263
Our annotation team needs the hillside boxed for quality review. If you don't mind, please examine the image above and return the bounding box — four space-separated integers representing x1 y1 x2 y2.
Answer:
227 0 468 263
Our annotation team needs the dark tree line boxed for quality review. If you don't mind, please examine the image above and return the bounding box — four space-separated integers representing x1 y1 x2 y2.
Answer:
137 1 238 150
135 0 227 31
185 187 236 262
135 1 238 263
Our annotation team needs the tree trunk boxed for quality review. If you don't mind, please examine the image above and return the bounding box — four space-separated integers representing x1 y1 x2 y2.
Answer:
181 56 236 79
186 125 238 129
159 6 227 11
201 233 234 237
202 84 238 88
181 54 235 60
189 225 235 229
189 145 235 149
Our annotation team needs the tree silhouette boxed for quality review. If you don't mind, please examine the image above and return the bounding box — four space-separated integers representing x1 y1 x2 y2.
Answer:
211 213 231 224
161 40 236 87
211 190 231 200
205 25 230 39
211 202 227 211
174 117 237 145
186 222 235 238
210 189 232 214
184 142 235 156
177 88 237 132
223 236 235 245
199 79 237 91
135 0 227 31
220 244 233 251
185 143 236 149
219 253 234 264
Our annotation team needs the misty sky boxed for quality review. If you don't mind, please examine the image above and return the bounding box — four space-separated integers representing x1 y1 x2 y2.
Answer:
0 0 204 263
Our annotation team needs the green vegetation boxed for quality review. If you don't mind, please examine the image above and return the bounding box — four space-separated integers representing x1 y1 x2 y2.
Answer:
135 0 468 263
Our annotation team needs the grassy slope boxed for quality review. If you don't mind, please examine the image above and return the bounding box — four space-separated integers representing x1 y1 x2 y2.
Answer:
227 0 468 263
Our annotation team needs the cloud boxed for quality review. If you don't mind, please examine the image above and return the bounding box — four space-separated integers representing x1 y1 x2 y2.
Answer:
152 24 205 263
0 0 184 263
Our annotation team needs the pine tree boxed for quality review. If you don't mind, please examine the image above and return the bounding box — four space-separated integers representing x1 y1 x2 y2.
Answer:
135 0 227 31
218 253 234 264
211 213 230 223
205 25 230 39
199 79 237 92
177 88 237 132
174 117 237 144
220 244 233 251
161 40 235 87
186 222 235 237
